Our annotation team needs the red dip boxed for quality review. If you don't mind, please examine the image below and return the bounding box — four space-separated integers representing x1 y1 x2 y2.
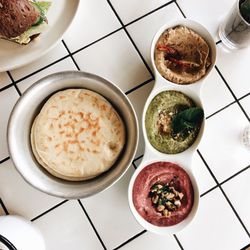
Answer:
132 162 194 227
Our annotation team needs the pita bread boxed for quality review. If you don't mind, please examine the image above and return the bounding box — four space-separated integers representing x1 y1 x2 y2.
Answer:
31 89 125 181
154 25 211 84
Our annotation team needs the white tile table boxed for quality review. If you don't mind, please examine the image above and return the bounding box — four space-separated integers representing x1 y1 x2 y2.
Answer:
0 0 250 249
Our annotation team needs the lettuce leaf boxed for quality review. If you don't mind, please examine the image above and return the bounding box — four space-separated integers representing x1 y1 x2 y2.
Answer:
33 1 52 14
10 21 48 44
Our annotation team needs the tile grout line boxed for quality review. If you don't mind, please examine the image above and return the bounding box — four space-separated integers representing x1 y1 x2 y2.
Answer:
31 200 68 222
71 27 123 56
121 27 155 79
197 150 250 238
132 154 143 169
220 165 250 186
174 0 187 18
124 0 175 27
174 234 184 250
6 71 21 96
133 154 143 163
215 65 250 122
13 54 71 85
0 83 15 93
0 156 10 165
132 162 137 169
241 243 250 250
62 40 81 71
205 100 236 120
200 185 218 198
125 77 154 95
77 200 107 250
238 91 250 102
105 0 154 79
113 230 147 250
220 187 250 238
3 30 122 87
0 198 9 215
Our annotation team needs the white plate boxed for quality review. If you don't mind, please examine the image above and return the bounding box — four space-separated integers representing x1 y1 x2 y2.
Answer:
0 0 80 72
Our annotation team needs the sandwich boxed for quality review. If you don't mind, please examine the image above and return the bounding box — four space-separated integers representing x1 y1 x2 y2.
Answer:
0 0 51 45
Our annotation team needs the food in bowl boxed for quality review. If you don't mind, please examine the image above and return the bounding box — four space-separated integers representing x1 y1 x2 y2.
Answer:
132 161 194 226
0 0 51 45
154 25 211 84
145 90 203 154
31 88 125 181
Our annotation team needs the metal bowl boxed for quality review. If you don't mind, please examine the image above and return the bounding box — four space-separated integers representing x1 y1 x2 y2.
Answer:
7 71 138 199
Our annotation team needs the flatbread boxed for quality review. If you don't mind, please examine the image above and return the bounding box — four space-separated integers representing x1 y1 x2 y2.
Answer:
154 25 211 84
31 89 125 181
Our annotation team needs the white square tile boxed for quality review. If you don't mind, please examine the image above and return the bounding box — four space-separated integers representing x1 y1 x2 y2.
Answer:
192 151 216 195
216 45 250 98
110 0 172 24
177 189 249 250
127 3 182 68
17 58 77 93
127 81 154 157
120 231 180 250
0 73 11 89
10 43 68 81
0 87 19 160
201 68 234 117
33 200 103 250
0 160 62 220
81 166 143 249
178 0 235 40
223 168 250 232
199 103 249 182
63 0 121 52
73 30 151 92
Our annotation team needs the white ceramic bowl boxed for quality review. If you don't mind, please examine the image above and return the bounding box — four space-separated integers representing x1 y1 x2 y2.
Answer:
0 215 45 250
128 19 216 235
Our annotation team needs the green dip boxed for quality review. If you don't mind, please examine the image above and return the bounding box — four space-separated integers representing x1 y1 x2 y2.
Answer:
145 90 201 154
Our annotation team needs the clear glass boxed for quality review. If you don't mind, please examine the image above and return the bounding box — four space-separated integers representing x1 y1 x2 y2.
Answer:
219 0 250 50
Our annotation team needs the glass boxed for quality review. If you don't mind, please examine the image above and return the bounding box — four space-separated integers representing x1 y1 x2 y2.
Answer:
219 0 250 49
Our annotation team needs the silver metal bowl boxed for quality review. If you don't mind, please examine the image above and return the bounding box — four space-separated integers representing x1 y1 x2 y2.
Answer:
7 71 138 199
